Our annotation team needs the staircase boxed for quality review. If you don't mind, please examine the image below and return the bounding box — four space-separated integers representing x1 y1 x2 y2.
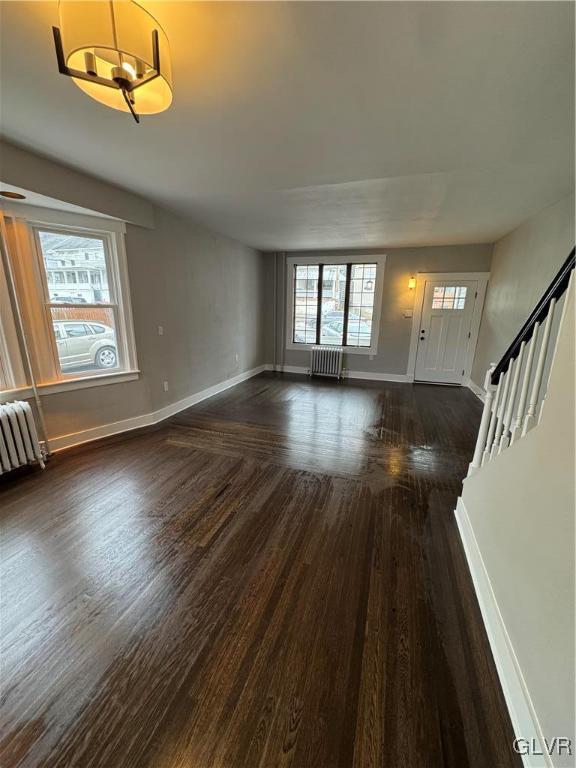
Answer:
457 246 575 768
468 248 575 476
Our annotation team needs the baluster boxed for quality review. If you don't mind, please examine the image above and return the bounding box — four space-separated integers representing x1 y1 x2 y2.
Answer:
538 270 574 424
468 363 496 475
482 371 503 466
522 299 556 436
510 322 539 445
499 341 525 453
490 360 512 459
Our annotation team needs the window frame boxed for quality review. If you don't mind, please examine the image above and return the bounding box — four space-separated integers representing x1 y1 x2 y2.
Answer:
285 253 386 355
0 204 139 394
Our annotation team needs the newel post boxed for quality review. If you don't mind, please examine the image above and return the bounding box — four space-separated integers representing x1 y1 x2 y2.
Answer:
468 363 497 476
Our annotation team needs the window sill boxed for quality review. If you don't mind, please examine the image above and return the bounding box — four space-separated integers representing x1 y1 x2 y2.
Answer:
0 386 34 404
38 370 141 395
1 372 140 401
286 343 378 356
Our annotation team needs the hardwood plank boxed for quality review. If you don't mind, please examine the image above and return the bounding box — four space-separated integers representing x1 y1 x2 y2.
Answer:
0 373 521 767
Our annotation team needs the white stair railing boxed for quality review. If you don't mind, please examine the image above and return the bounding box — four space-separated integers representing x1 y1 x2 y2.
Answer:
521 298 556 437
510 327 539 445
499 340 525 453
468 252 574 477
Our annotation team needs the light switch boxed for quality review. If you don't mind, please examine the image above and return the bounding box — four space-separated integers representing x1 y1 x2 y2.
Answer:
403 309 413 318
158 325 164 336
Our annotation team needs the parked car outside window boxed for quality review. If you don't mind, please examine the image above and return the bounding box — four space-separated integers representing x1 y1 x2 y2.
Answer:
52 320 117 372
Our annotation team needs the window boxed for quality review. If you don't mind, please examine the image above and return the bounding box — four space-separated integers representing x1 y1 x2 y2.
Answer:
293 265 319 344
0 209 138 392
35 229 122 375
287 256 384 353
432 285 467 310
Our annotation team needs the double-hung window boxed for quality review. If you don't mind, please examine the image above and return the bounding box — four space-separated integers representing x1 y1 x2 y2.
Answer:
0 207 138 394
286 255 385 355
35 228 124 376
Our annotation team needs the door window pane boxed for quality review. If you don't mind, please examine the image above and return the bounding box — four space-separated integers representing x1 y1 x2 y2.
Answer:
37 231 111 304
50 307 118 374
432 285 468 310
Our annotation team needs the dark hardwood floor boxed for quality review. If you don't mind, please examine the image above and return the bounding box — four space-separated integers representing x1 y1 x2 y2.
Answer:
0 373 520 768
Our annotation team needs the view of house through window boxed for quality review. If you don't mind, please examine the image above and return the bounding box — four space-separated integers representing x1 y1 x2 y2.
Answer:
293 262 377 347
36 230 119 374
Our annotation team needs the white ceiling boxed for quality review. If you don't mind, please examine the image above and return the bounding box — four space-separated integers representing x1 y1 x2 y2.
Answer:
1 1 574 251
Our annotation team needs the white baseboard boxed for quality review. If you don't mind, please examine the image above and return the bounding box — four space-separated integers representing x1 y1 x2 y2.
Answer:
455 497 550 768
265 364 308 375
48 363 468 453
466 377 486 402
49 364 268 453
266 363 413 383
345 369 414 383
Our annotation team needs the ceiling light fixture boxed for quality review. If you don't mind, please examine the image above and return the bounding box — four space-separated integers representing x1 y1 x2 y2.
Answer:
52 1 173 124
0 191 26 200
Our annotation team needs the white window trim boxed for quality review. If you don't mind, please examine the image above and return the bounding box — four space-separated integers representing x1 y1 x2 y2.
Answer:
285 253 386 356
0 205 139 396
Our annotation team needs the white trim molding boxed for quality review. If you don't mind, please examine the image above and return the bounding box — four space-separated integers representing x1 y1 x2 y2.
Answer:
48 364 268 452
0 385 34 404
7 363 416 451
345 369 413 383
407 271 490 384
466 377 486 402
266 363 413 383
38 370 140 395
455 497 551 768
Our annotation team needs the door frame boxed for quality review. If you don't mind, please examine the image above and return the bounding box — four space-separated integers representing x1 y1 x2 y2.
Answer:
407 272 490 384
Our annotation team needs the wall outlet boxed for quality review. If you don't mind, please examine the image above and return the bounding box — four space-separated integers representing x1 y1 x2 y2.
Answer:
163 380 169 392
158 325 164 336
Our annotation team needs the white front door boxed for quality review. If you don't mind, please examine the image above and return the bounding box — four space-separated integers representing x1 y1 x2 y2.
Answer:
414 280 477 384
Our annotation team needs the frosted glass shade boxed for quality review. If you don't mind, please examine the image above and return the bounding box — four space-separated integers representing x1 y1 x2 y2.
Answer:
59 1 172 115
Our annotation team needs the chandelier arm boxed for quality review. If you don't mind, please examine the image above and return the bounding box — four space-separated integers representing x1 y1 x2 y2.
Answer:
126 31 161 93
121 89 140 123
52 27 121 90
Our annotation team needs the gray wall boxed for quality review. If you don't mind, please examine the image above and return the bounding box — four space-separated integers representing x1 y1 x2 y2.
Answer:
2 146 267 441
126 207 266 413
1 140 154 228
471 193 575 387
266 244 493 375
